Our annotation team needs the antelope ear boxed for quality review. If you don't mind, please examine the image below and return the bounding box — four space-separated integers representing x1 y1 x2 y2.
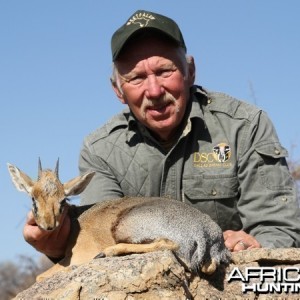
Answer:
63 171 96 196
7 163 34 195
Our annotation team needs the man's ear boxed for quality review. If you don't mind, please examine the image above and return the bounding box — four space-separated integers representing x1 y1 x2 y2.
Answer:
111 78 127 104
187 55 196 86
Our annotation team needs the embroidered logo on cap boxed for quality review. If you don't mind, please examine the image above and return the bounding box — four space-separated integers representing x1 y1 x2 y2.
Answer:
126 12 155 28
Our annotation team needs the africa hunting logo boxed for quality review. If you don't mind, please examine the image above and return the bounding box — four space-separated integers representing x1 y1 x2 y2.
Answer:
193 143 232 168
127 12 155 28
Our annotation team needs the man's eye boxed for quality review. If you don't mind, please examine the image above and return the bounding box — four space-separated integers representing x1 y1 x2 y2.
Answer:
157 69 174 78
128 76 144 85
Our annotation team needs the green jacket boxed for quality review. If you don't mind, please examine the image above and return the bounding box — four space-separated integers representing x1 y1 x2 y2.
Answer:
79 85 300 248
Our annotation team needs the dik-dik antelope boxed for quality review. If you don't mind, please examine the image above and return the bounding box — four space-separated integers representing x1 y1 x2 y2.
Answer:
7 159 231 281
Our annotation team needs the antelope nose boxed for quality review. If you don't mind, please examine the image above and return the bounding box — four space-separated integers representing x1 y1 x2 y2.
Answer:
46 220 60 231
45 225 55 231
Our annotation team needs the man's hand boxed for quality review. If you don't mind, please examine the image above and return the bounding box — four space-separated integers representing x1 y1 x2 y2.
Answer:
23 208 71 259
223 230 261 252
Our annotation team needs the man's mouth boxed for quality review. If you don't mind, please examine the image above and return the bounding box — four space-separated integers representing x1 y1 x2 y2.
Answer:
147 102 171 115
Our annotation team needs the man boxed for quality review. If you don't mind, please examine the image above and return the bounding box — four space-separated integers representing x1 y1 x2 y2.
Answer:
23 10 300 261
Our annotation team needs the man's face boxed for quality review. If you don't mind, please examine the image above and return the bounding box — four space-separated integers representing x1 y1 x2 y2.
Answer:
113 36 195 141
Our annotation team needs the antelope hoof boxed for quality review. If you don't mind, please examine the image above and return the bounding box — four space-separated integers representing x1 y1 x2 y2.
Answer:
201 258 217 275
94 252 106 259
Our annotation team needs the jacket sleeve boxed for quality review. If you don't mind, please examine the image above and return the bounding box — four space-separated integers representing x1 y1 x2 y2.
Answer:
78 139 124 205
237 110 300 248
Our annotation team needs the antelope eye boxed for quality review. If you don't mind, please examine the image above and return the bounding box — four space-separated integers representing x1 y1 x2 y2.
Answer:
31 198 38 216
59 198 67 214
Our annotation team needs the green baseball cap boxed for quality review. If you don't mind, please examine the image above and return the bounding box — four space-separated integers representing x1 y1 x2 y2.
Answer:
111 10 186 61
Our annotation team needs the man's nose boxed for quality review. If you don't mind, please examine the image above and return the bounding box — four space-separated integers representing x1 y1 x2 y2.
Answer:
145 74 164 99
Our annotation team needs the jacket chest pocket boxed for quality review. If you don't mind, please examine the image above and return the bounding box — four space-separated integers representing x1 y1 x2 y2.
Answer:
182 174 242 231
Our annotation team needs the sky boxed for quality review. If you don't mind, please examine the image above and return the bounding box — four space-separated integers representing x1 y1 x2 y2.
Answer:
0 1 300 263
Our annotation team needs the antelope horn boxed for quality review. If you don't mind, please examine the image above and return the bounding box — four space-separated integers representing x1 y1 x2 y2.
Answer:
55 158 59 178
38 157 42 180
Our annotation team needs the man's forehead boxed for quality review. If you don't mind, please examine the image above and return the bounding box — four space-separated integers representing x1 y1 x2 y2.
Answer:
118 56 175 74
116 51 180 76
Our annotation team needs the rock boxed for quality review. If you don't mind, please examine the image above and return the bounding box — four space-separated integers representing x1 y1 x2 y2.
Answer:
231 248 300 264
13 248 300 299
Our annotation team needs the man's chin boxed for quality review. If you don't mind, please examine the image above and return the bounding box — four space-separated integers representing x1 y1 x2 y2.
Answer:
146 120 177 137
